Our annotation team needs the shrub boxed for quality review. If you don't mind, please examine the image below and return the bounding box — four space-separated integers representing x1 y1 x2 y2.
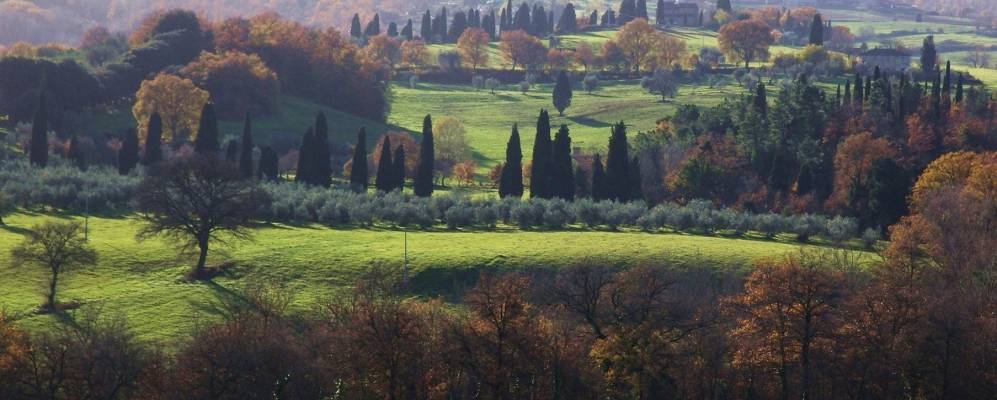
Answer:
511 200 544 229
519 81 531 94
471 75 485 90
444 202 475 229
0 160 140 212
583 74 599 94
572 199 604 228
475 201 499 228
861 227 881 250
826 216 858 244
754 213 785 239
409 75 420 89
542 198 573 229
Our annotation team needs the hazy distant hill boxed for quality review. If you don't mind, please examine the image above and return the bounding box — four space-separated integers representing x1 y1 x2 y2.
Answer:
0 0 451 45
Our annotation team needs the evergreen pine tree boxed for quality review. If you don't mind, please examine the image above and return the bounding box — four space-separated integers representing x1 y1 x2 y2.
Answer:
258 146 279 181
921 35 937 73
605 121 631 202
421 11 432 40
365 13 381 36
351 14 363 37
552 125 575 200
314 112 332 186
67 134 85 170
717 0 733 13
636 0 648 20
449 11 468 42
350 128 369 191
843 80 852 106
931 70 942 122
499 124 524 198
656 0 665 24
591 153 607 201
530 110 553 198
402 19 414 40
865 76 872 99
194 103 219 155
548 9 554 34
415 115 435 197
942 60 951 93
238 114 254 180
618 0 637 24
375 136 394 192
514 2 532 32
506 0 514 29
955 73 964 103
118 129 139 175
143 112 163 166
29 94 48 167
854 74 863 103
590 10 599 26
295 128 315 184
439 8 448 41
388 22 398 37
552 70 574 116
809 13 824 46
392 145 407 191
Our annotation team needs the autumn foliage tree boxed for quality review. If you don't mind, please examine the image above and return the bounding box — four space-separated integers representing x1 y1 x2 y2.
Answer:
718 19 774 69
499 30 546 71
457 27 490 72
180 51 280 119
132 73 209 144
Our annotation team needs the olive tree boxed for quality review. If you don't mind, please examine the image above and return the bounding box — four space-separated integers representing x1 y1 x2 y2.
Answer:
135 156 271 279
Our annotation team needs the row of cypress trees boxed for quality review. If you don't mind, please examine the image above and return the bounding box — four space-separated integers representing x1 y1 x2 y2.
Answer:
347 115 436 197
498 110 642 202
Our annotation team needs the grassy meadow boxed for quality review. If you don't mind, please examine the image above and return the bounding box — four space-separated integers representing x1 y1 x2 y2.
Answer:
0 211 875 342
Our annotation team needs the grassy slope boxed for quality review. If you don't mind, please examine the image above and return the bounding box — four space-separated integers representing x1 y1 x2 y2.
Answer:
0 212 874 342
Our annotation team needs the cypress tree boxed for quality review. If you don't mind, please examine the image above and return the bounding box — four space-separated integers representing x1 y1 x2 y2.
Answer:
351 14 363 37
605 121 631 202
67 134 85 170
194 103 219 155
485 10 497 39
809 13 824 46
931 70 942 122
314 112 332 186
629 156 643 202
591 153 607 201
387 22 398 37
865 76 872 100
618 0 636 25
225 139 239 162
500 8 508 32
392 145 407 191
258 146 279 181
402 19 414 40
548 10 554 34
552 70 573 116
499 124 524 198
530 109 553 199
143 112 163 166
375 136 394 192
506 0 514 29
854 74 863 103
843 80 852 106
717 0 733 13
414 115 435 197
636 0 648 20
350 128 369 192
364 13 381 36
552 125 575 200
29 94 48 167
955 73 964 103
449 11 468 42
590 10 599 26
942 60 951 93
238 114 254 180
753 81 767 117
835 84 841 106
921 35 937 73
514 2 532 32
421 11 432 39
439 8 448 41
118 129 139 175
557 3 577 33
295 128 315 184
656 0 665 24
873 65 881 81
574 165 589 198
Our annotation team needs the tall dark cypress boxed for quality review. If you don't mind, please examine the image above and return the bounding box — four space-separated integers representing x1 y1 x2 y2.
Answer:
258 146 279 181
421 11 432 39
67 134 85 170
514 2 531 32
387 22 398 37
590 10 599 26
402 19 414 40
636 0 648 20
351 14 363 37
942 60 951 94
350 128 369 192
931 70 942 122
809 13 824 46
225 140 239 162
238 114 254 179
194 103 219 155
118 129 139 175
921 35 937 73
29 94 48 167
314 113 331 186
843 80 852 107
717 0 733 12
605 121 631 202
557 3 577 33
618 0 636 24
143 112 163 166
415 115 435 197
854 74 863 104
656 0 665 24
295 128 315 184
375 136 394 192
753 81 767 117
392 145 407 191
551 125 575 200
499 124 524 198
955 73 964 103
591 153 607 201
552 70 573 116
530 109 553 199
629 156 643 202
364 13 381 36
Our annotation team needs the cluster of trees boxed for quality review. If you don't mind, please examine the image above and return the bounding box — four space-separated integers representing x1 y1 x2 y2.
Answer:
4 168 994 397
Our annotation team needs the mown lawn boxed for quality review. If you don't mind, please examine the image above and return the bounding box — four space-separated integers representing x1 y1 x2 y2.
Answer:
0 211 874 342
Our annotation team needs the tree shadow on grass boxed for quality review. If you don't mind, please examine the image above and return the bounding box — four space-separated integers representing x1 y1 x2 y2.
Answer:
567 115 613 128
0 224 33 236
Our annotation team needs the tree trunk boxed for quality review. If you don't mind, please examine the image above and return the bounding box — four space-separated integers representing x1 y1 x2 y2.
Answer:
195 236 210 278
47 270 59 308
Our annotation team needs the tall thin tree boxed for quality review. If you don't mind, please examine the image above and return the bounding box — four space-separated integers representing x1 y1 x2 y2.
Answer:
29 94 48 167
375 136 394 192
143 112 163 166
552 125 575 200
552 70 574 116
350 128 369 192
530 109 553 198
605 121 631 202
238 114 254 180
194 103 219 156
295 128 315 184
499 125 524 198
118 129 139 175
314 112 332 186
415 115 435 197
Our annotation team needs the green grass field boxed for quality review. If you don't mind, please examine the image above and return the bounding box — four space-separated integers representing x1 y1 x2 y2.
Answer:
0 211 874 342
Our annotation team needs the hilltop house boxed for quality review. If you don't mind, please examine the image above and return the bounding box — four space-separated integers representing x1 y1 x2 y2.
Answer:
856 48 912 71
657 1 700 26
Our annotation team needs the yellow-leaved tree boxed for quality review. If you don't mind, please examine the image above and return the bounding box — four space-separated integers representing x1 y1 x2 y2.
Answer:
132 73 210 145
